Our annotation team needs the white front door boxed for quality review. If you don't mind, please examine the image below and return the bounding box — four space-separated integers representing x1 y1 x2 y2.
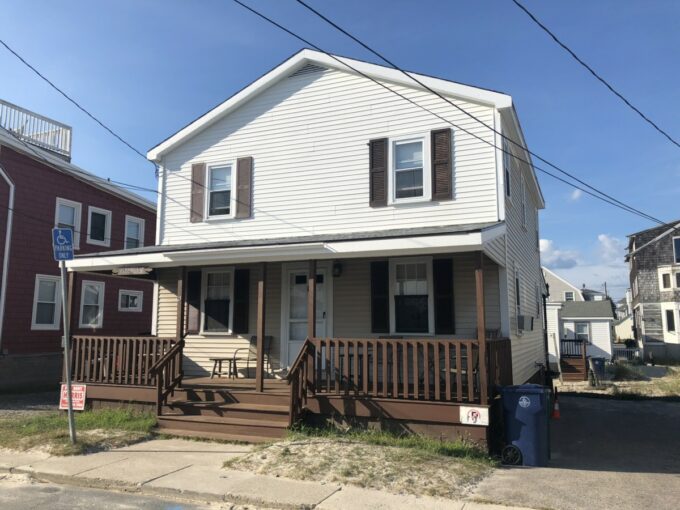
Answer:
283 266 329 367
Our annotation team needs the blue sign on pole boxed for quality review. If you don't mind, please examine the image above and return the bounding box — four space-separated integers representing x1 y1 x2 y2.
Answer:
52 228 74 261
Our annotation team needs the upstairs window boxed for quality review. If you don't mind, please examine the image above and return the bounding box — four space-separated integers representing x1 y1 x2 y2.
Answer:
125 216 145 249
674 237 680 264
55 198 81 249
662 273 671 289
389 136 431 203
80 280 104 328
87 206 111 247
207 165 233 218
564 291 575 301
202 269 233 332
31 275 61 330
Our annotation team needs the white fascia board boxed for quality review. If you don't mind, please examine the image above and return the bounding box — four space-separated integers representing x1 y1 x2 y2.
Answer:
562 316 613 321
500 105 545 209
66 232 486 272
147 49 513 161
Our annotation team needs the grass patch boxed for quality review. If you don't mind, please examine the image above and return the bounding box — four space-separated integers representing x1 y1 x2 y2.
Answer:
224 425 494 499
0 408 157 455
610 363 647 381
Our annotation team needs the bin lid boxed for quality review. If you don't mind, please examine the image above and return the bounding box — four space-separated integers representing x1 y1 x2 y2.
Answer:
501 384 548 395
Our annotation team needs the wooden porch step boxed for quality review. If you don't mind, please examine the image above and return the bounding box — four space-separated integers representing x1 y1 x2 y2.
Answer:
174 388 290 406
157 414 288 441
164 401 290 422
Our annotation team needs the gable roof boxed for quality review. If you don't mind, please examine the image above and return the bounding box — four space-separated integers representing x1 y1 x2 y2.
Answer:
0 126 155 211
561 300 614 320
147 49 515 161
542 266 583 299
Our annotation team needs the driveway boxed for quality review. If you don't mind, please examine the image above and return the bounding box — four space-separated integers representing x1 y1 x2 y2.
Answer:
471 395 680 510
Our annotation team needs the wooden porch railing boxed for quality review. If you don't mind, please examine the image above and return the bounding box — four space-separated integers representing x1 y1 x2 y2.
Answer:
288 337 512 422
560 339 587 359
149 340 185 414
71 336 177 386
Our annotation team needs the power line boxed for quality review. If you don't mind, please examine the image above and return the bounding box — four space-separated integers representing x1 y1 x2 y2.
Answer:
510 0 680 150
231 0 664 225
0 37 156 167
294 0 666 225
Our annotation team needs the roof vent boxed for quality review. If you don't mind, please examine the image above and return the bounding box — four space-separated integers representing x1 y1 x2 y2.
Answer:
289 63 327 78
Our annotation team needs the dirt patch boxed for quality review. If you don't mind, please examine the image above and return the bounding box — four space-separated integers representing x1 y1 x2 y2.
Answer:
556 365 680 399
225 438 493 499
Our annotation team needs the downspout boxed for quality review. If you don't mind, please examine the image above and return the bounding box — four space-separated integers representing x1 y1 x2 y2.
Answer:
0 163 15 354
542 284 551 388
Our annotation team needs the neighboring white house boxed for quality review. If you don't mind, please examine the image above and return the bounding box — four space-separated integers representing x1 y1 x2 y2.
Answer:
68 49 547 385
543 267 583 303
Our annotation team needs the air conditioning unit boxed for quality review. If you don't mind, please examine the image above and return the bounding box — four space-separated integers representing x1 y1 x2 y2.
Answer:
517 315 534 332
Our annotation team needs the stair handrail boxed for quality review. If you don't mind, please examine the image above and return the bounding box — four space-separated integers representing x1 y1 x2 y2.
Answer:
150 339 184 414
286 338 316 426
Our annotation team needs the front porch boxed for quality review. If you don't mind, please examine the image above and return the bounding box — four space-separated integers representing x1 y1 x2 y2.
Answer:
65 226 516 445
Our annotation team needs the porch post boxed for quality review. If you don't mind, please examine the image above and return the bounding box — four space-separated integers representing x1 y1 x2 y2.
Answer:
307 260 317 339
176 267 186 341
256 263 267 392
475 252 489 405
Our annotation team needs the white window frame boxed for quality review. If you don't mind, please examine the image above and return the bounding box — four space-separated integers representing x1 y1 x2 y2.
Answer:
388 133 432 205
79 280 105 329
388 256 435 336
575 322 591 344
124 215 145 249
674 236 680 264
54 198 81 250
205 163 236 220
564 291 575 302
200 267 235 334
118 289 143 312
86 206 112 247
31 274 62 330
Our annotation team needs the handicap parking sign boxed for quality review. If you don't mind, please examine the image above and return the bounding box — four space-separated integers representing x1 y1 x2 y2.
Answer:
52 228 74 261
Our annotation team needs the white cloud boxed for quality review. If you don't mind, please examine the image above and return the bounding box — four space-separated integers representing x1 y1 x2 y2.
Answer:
569 189 583 201
597 233 626 266
540 239 580 269
540 235 629 300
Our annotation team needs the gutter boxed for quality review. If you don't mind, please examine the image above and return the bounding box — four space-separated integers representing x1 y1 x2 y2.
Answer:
0 164 14 353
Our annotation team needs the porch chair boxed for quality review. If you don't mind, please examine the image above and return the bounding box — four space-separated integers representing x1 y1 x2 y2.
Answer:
232 335 274 379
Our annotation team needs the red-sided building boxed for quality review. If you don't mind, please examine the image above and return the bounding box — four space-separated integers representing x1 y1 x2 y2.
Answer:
0 99 156 390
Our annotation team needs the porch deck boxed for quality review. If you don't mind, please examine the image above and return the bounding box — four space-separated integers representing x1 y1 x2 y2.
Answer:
182 376 289 393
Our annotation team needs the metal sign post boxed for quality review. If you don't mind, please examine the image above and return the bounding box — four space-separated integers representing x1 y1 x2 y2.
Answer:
53 228 76 444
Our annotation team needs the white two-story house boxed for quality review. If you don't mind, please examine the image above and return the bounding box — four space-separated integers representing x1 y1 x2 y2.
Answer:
67 50 545 445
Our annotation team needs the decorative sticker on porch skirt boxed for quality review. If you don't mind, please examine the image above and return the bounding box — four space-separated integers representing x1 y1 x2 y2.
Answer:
459 406 489 426
519 395 531 408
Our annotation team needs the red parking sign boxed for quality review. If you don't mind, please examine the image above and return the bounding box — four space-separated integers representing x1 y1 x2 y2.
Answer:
59 384 86 411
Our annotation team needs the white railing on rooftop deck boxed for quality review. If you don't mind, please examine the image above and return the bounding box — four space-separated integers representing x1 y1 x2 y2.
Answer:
0 99 72 160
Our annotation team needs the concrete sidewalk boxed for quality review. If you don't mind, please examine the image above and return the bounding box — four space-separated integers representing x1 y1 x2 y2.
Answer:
0 439 528 510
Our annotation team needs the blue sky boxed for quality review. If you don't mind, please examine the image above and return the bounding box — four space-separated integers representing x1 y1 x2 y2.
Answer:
2 0 679 299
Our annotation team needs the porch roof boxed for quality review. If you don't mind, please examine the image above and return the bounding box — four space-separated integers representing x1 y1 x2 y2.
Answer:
65 222 504 272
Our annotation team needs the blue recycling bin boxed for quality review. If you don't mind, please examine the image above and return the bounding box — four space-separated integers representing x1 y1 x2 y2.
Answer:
501 384 550 467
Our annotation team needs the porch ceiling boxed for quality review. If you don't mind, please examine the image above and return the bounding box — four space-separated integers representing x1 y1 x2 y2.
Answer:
65 222 505 272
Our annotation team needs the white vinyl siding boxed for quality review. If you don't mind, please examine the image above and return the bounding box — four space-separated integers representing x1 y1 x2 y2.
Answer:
159 67 498 245
501 112 545 384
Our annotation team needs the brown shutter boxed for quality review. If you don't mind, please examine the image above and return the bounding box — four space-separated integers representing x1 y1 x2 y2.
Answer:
431 129 453 201
232 269 250 334
190 163 206 222
369 138 388 207
433 258 455 334
370 261 389 333
186 270 202 334
235 157 253 219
